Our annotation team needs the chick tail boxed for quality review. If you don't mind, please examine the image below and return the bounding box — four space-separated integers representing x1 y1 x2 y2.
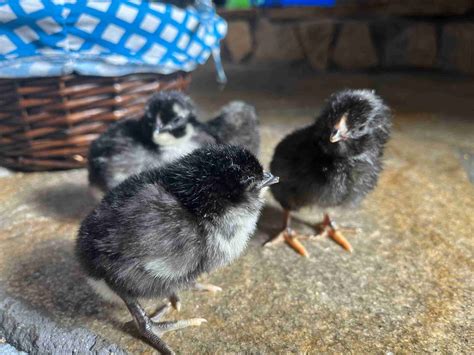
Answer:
206 101 259 154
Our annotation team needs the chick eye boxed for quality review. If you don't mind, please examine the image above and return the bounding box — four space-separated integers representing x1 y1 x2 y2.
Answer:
173 116 185 125
241 176 254 185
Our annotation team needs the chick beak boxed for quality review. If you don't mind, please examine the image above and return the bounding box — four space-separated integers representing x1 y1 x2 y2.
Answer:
258 172 279 189
331 113 349 143
330 129 345 143
154 124 172 137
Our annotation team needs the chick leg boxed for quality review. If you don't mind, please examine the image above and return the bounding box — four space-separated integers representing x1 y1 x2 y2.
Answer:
315 214 353 253
123 297 206 355
264 210 310 257
168 293 181 312
263 209 291 246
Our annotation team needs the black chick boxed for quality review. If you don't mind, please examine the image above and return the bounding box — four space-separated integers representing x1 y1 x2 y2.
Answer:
266 89 391 256
88 90 214 194
88 93 259 195
77 145 278 354
204 101 260 156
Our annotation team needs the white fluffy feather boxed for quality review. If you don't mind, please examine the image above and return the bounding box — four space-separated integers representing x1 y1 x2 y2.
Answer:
209 205 260 267
153 124 200 164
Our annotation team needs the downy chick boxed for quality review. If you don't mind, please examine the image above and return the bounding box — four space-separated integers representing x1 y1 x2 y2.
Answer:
266 89 391 256
88 91 214 194
77 145 278 354
204 101 260 156
88 93 259 195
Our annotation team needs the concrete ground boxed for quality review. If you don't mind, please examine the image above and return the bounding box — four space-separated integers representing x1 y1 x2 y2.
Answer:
0 66 473 354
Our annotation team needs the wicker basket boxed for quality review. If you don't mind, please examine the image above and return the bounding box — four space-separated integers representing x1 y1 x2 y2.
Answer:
0 73 190 171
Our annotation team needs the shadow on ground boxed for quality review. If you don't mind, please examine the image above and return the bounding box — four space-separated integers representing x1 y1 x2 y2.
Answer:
29 183 97 221
3 238 124 329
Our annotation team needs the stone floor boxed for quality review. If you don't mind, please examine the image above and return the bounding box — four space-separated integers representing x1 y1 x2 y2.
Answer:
0 66 473 354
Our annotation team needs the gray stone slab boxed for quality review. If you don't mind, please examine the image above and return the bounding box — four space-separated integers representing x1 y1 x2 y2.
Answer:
253 19 304 63
0 290 125 354
381 22 437 68
0 70 473 354
225 20 253 63
440 22 474 74
333 22 378 69
0 343 27 355
299 21 335 71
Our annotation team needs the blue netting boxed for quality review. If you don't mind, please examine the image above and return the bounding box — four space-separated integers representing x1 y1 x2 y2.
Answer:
0 0 227 79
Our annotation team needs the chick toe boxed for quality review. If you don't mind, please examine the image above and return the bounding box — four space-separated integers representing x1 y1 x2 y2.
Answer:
151 302 173 322
328 227 353 253
194 282 223 293
283 229 310 257
314 214 353 252
153 318 207 335
263 229 287 247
